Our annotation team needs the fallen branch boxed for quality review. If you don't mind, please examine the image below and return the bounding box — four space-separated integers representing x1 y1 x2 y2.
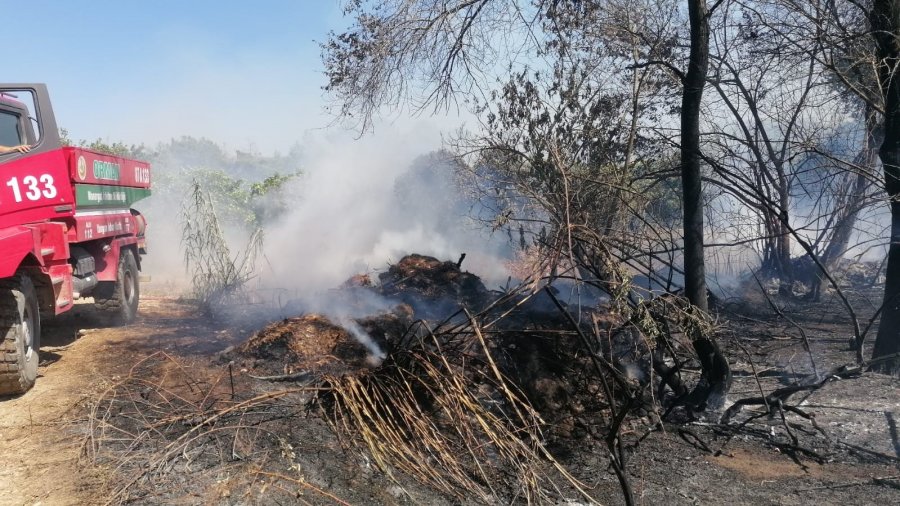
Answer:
721 364 862 424
794 475 900 493
247 371 315 383
838 440 900 464
678 428 714 454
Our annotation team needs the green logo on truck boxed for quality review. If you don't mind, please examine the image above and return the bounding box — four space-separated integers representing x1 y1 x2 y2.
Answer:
92 160 120 181
77 156 87 180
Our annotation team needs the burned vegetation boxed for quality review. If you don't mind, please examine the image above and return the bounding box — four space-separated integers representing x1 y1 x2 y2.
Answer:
83 253 900 504
73 0 900 503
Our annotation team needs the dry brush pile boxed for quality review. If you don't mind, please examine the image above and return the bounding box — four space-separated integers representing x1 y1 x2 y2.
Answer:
83 254 751 505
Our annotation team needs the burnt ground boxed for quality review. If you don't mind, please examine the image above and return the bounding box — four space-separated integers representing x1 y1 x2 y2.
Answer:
620 290 900 505
1 265 899 505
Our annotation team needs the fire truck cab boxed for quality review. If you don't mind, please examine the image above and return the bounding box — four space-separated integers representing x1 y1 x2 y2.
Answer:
0 84 151 395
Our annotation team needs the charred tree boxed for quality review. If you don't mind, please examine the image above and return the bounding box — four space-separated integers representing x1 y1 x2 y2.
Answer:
681 0 731 403
871 0 900 372
682 0 710 313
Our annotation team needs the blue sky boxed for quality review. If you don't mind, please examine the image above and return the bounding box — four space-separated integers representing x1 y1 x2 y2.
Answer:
5 1 368 153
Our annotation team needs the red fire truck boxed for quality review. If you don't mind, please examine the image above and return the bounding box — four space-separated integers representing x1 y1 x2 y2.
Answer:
0 84 150 395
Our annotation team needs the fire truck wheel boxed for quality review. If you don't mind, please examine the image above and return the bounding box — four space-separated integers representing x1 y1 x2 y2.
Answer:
0 275 40 395
94 249 140 324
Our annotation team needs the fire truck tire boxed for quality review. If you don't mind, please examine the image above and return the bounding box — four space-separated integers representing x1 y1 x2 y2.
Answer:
0 275 40 395
94 249 140 324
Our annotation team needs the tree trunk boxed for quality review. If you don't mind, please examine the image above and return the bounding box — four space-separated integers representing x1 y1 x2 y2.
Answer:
682 0 710 312
776 209 794 295
870 0 900 372
681 0 732 404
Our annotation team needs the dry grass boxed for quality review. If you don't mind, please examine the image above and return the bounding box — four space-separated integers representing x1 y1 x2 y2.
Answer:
82 329 599 504
316 310 600 505
82 351 338 505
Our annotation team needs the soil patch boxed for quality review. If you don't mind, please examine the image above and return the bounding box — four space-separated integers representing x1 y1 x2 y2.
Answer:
0 297 236 506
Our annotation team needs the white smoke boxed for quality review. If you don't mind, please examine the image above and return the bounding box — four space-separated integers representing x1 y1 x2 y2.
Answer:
258 124 512 295
133 120 514 348
337 317 387 366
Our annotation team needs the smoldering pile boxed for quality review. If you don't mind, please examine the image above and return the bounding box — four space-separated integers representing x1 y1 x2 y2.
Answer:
235 310 412 376
377 253 492 318
233 254 494 377
238 253 655 429
227 253 668 502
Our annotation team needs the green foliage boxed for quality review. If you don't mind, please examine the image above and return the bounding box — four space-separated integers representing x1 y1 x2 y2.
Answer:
82 138 145 158
155 140 300 310
58 128 72 147
249 173 297 225
150 136 302 182
172 168 299 229
58 127 147 158
59 133 305 230
142 136 302 229
176 169 297 309
187 169 257 227
250 173 294 197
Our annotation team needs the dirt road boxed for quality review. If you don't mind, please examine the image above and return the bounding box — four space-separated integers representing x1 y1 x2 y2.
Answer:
0 298 232 506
